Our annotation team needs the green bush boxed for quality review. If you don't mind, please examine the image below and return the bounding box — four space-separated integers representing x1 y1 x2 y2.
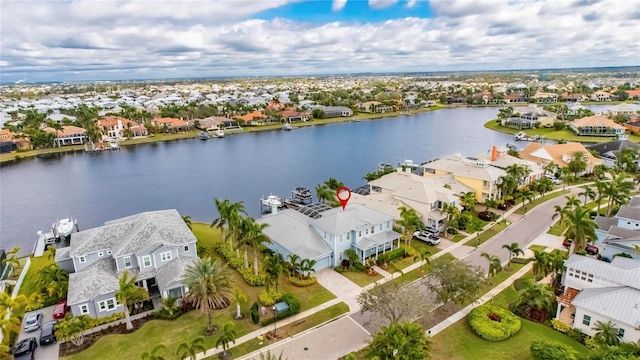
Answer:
344 353 357 360
550 319 571 333
288 276 317 287
333 266 347 273
513 278 529 291
94 312 125 326
468 305 521 342
214 242 266 286
567 328 585 343
250 302 260 324
150 308 183 320
377 247 406 265
261 293 300 326
530 340 577 360
259 288 284 306
584 336 601 351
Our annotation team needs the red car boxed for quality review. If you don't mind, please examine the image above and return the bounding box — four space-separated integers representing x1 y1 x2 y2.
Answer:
52 301 68 319
585 244 599 255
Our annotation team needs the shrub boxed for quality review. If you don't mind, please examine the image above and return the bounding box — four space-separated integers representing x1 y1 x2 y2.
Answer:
150 308 183 320
468 305 521 341
530 340 577 360
478 211 495 221
259 288 284 306
344 354 357 360
576 249 587 256
333 266 347 273
287 276 317 287
250 302 260 324
551 319 571 333
214 242 266 286
261 293 300 326
377 248 406 265
94 312 125 326
567 328 585 343
584 336 601 350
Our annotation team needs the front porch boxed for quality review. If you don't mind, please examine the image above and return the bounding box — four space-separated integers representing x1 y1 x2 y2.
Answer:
556 286 579 326
355 231 402 264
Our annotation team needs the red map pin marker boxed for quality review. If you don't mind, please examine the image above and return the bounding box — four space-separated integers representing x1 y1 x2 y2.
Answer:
336 186 351 211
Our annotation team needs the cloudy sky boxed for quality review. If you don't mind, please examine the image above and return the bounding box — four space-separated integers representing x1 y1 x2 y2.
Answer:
1 0 639 82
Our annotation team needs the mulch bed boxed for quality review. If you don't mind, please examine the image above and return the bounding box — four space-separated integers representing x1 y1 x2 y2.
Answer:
59 316 151 357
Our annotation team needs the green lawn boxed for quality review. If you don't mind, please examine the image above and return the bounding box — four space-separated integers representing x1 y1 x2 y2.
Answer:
484 119 640 143
548 220 566 236
17 255 55 299
387 253 456 287
514 190 569 215
191 222 223 251
451 234 466 242
527 245 547 253
430 315 590 360
340 270 384 287
464 221 508 247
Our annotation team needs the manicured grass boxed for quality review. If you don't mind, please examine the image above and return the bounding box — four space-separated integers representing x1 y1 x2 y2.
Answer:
17 255 55 299
451 234 466 242
192 222 223 251
430 312 589 360
514 190 569 215
62 306 262 360
527 245 547 253
548 220 566 236
208 302 351 359
340 270 383 287
388 253 456 287
465 221 508 247
484 119 640 143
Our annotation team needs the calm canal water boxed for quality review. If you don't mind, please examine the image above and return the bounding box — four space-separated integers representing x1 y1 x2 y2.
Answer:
0 106 567 253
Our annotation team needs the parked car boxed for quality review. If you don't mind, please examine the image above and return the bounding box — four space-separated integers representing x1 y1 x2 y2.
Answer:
23 312 43 332
585 244 599 255
39 320 57 347
413 230 441 245
562 238 572 248
12 337 37 360
545 174 561 185
52 300 69 319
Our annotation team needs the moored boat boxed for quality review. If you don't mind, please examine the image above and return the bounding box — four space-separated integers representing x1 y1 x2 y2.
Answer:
282 123 292 131
198 131 210 140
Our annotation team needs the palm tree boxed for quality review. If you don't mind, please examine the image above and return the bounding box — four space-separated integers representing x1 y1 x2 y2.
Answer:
604 175 635 217
259 350 288 360
567 151 588 178
287 254 303 279
45 244 56 260
140 344 166 360
579 186 596 205
245 219 271 275
116 271 149 331
300 258 317 279
183 257 233 334
502 242 524 270
459 191 477 211
175 337 206 360
518 187 535 213
0 309 20 341
397 206 423 246
592 320 622 346
324 177 344 191
315 184 334 204
513 280 555 322
215 321 238 358
233 288 248 320
367 321 432 360
0 293 27 313
37 263 69 299
264 253 285 292
212 198 232 242
182 215 192 230
481 252 502 278
2 246 21 274
563 205 597 253
532 250 550 278
413 250 432 272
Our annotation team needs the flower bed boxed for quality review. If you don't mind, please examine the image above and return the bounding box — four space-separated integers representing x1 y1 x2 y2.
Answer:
468 305 521 342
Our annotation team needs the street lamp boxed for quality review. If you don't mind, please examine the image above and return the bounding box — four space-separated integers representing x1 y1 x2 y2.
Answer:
272 305 277 339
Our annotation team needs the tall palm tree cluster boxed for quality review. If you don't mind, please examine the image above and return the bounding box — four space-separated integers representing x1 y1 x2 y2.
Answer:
212 198 271 276
0 292 27 356
397 206 424 247
553 194 598 254
315 177 344 206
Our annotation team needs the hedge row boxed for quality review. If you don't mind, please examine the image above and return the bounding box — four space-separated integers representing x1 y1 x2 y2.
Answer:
259 288 284 306
287 276 317 287
261 293 301 326
377 247 406 265
468 305 521 341
214 242 266 286
94 312 125 326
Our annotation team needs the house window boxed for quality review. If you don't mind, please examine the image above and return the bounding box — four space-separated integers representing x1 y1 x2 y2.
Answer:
324 231 327 239
123 256 132 268
339 235 343 243
78 256 86 263
618 328 625 338
359 231 362 237
107 250 112 255
98 298 117 312
387 221 391 229
79 304 89 315
98 251 104 257
366 229 369 235
160 251 172 262
346 232 350 240
371 226 375 234
142 255 152 268
184 245 189 252
582 315 591 326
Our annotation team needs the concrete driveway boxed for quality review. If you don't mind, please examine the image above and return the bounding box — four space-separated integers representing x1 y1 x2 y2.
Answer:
17 304 60 360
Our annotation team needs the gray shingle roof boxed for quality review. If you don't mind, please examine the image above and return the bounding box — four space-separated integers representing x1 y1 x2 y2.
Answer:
258 209 332 260
67 258 119 305
594 216 616 231
616 205 640 222
573 286 640 327
69 209 196 257
55 246 71 262
155 256 197 290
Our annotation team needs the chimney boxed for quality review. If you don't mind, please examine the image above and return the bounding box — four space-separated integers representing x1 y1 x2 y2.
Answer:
491 145 498 162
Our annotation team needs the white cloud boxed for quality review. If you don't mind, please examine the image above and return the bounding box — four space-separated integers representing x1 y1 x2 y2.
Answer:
368 0 399 10
406 0 418 8
332 0 347 11
0 0 638 81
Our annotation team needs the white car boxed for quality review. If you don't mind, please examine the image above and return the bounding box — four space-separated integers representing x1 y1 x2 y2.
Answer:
412 230 441 245
23 312 43 333
545 174 561 185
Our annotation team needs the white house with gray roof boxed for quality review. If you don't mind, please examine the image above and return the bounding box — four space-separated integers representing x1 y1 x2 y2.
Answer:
55 209 197 319
593 197 640 260
258 204 401 270
556 255 640 343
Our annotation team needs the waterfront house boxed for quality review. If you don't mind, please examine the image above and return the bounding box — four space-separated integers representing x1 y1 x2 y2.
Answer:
593 197 640 260
561 93 589 102
627 89 640 100
358 101 393 114
351 170 463 233
556 254 640 343
315 106 353 117
47 113 77 124
46 125 87 147
55 209 198 319
502 105 557 129
532 92 558 104
235 110 268 125
623 116 640 133
586 140 640 168
258 204 401 270
503 93 527 103
0 129 30 152
519 142 603 175
150 117 191 132
568 115 626 137
591 90 612 102
97 116 148 140
281 110 309 123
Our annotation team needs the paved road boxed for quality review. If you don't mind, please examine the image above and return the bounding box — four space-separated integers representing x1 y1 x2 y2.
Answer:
465 189 578 272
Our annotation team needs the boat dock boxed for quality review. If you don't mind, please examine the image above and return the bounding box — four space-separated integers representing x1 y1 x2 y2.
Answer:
85 141 120 152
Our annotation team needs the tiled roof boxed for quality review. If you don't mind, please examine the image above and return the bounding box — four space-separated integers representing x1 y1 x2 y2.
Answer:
67 258 119 305
423 155 505 182
573 286 640 327
571 115 626 129
519 142 603 167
